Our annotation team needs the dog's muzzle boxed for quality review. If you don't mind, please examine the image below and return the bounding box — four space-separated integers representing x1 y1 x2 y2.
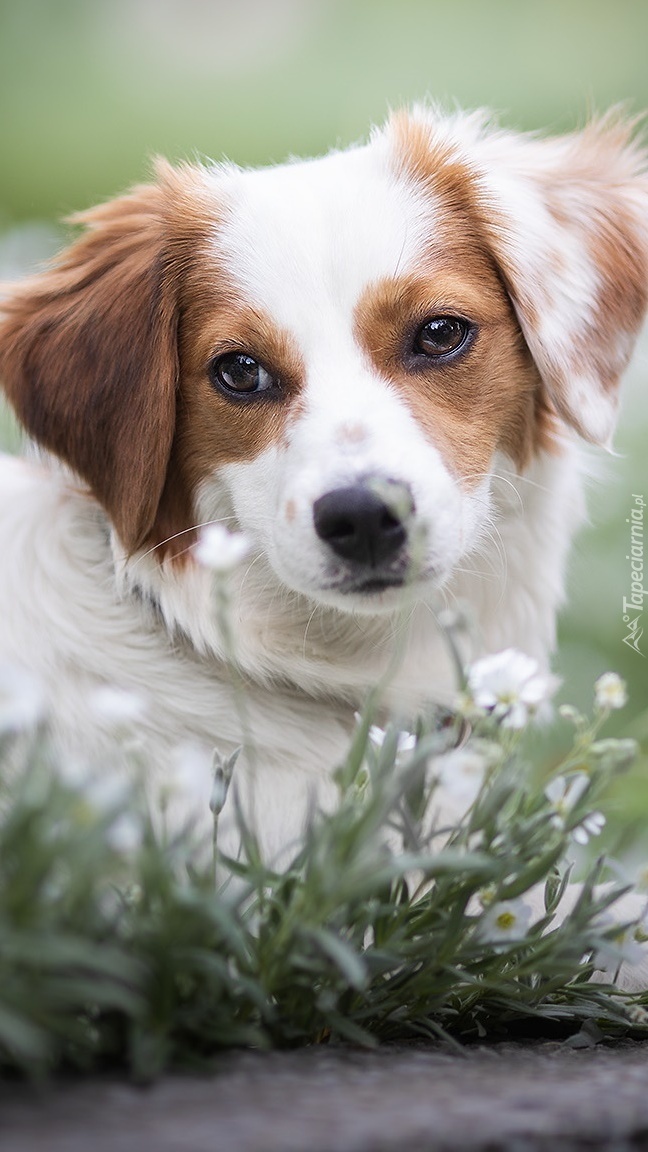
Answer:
312 479 414 578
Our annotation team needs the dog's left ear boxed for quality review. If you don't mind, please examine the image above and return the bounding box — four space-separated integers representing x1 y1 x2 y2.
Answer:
0 177 179 551
473 115 648 445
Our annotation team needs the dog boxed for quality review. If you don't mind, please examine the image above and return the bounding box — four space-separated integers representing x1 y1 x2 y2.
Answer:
1 106 647 882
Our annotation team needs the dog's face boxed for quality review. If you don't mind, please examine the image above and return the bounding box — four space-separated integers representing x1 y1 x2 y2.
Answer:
1 109 647 617
181 129 540 611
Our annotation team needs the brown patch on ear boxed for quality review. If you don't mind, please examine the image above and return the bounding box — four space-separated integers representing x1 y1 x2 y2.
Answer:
0 180 180 552
385 111 564 468
389 108 648 447
0 160 305 562
532 392 563 457
144 451 198 561
519 118 648 431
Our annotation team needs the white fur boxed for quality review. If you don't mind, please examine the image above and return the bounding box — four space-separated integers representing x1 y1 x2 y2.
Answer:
0 437 584 864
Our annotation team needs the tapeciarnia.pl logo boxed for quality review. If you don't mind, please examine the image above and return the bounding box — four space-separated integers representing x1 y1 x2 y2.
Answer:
622 493 645 657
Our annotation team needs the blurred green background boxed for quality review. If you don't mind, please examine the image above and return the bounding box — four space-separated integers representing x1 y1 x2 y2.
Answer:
0 0 646 838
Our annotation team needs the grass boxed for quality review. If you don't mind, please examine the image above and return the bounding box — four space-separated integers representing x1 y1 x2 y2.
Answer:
2 649 648 1082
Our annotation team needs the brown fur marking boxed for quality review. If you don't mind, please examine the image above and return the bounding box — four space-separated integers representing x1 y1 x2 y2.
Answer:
384 112 552 473
354 267 542 482
0 182 179 552
0 165 304 559
388 109 648 448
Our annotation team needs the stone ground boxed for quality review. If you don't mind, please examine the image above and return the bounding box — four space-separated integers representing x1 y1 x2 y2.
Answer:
3 1039 648 1151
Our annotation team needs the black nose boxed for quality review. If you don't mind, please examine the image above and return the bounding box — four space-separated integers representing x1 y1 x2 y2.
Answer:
313 481 413 567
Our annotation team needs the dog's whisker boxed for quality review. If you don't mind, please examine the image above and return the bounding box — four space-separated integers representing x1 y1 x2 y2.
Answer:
452 564 500 582
127 516 239 572
238 551 267 599
461 470 526 515
488 474 525 511
302 603 321 660
392 222 410 279
492 467 556 497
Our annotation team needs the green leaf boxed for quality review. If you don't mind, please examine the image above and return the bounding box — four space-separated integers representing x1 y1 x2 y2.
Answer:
306 928 368 990
0 1003 50 1064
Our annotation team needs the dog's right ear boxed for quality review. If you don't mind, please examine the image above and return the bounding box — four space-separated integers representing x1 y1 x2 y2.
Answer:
392 109 648 449
0 177 179 552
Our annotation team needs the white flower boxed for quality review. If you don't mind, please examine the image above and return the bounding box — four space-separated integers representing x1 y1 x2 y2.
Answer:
571 811 606 845
432 746 486 809
592 917 646 976
210 747 241 816
466 649 558 728
594 672 627 711
105 811 143 855
635 911 648 945
544 772 589 819
544 773 605 843
194 525 252 573
368 724 416 758
558 704 582 725
0 662 45 733
89 685 147 726
476 897 533 944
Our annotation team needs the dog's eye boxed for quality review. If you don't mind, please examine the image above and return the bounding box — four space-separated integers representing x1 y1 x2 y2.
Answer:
208 352 277 396
414 316 472 358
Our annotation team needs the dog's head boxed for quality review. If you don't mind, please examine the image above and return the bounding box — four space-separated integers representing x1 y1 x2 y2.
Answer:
1 109 647 615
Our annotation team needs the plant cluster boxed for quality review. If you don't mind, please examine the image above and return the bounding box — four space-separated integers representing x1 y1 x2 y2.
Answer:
1 636 647 1080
